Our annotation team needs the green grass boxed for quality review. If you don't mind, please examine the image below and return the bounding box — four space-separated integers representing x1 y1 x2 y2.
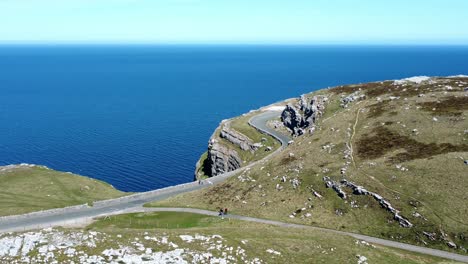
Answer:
0 165 128 216
88 211 217 229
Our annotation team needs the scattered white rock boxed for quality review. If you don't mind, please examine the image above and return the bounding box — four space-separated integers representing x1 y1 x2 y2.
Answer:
0 230 265 264
357 255 368 264
266 249 281 255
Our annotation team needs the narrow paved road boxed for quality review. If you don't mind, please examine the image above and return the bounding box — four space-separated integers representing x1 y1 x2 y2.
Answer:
1 110 467 263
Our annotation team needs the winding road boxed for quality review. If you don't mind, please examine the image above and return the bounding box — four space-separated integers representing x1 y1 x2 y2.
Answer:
0 110 467 263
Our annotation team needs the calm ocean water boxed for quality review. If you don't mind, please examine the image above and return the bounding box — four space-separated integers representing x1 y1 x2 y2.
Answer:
0 45 467 191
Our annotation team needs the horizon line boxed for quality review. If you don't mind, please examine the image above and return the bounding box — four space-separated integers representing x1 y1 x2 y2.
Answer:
1 42 468 47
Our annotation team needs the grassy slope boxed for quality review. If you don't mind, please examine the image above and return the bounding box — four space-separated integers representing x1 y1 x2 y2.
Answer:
195 110 281 179
0 165 127 216
80 212 451 264
149 77 468 254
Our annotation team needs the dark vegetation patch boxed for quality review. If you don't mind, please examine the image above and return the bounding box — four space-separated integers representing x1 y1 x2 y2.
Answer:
390 84 434 97
339 81 425 98
279 155 297 166
329 78 463 99
418 96 468 116
367 100 392 118
362 82 395 97
356 126 468 163
329 82 394 97
364 82 441 98
329 85 360 94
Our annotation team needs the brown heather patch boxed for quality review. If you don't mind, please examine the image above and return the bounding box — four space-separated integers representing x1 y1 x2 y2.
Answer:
279 155 298 166
329 81 427 98
329 85 360 94
418 96 468 116
367 100 392 118
329 81 394 97
389 84 434 97
362 82 395 97
356 126 468 163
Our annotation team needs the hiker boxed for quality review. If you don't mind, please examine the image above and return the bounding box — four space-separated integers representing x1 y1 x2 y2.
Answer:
224 208 228 215
198 179 201 185
218 208 224 216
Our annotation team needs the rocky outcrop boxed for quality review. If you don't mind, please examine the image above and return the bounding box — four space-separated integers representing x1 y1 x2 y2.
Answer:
341 180 413 228
206 139 242 176
341 91 366 108
323 177 413 228
323 177 347 199
220 125 260 152
281 95 327 136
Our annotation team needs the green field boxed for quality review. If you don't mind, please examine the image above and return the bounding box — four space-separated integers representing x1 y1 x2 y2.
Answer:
88 211 216 229
0 165 127 216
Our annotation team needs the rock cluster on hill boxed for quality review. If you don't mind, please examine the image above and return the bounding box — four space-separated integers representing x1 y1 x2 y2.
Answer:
281 95 327 136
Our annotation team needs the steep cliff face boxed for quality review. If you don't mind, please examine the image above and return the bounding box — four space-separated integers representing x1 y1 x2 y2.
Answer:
281 95 327 136
206 139 242 176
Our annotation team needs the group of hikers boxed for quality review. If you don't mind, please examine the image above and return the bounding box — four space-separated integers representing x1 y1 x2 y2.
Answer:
218 207 228 216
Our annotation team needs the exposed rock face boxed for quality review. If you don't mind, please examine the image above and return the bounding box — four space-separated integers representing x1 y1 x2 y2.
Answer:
281 95 327 136
281 105 303 135
220 125 259 152
202 121 263 177
206 139 242 176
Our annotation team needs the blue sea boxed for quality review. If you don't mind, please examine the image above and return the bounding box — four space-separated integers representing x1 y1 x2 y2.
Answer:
1 45 467 192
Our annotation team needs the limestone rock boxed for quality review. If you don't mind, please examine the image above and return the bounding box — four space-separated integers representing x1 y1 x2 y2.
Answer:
206 139 242 176
281 95 327 136
220 125 259 152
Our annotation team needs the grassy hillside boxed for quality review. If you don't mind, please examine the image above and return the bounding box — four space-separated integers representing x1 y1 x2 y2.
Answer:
0 164 128 216
0 211 452 263
149 76 468 254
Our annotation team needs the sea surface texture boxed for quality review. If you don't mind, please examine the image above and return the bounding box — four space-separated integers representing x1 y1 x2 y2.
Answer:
1 45 467 191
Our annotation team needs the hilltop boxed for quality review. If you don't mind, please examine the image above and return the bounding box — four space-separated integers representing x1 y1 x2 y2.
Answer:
0 164 127 216
151 76 468 255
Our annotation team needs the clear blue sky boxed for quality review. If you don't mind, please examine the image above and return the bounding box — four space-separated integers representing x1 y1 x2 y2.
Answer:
1 0 467 44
